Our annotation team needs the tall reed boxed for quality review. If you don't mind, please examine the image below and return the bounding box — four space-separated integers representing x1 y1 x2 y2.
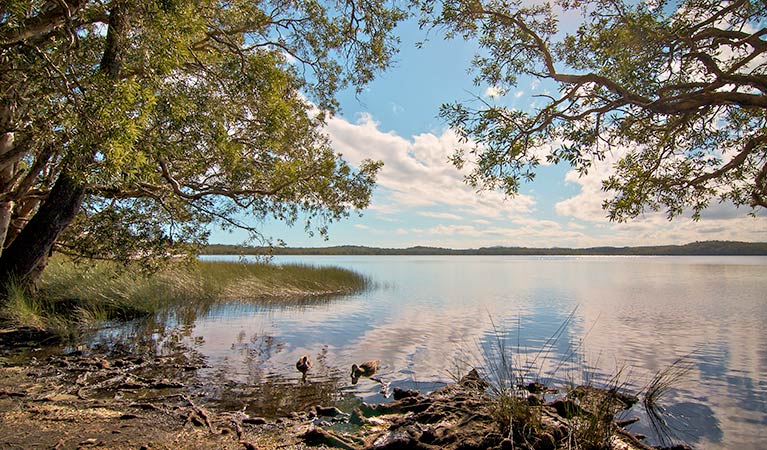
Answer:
1 257 368 336
642 356 694 446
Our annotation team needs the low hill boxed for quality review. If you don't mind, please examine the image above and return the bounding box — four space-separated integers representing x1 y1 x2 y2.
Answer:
202 240 767 256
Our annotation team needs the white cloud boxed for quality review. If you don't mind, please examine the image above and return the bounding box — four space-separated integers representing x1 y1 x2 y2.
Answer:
281 51 297 65
326 113 536 221
419 212 464 220
514 90 525 98
324 112 765 248
484 86 503 98
554 144 631 222
553 145 767 245
395 221 592 248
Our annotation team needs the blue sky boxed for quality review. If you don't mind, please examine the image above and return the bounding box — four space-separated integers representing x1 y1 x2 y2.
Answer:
210 16 767 249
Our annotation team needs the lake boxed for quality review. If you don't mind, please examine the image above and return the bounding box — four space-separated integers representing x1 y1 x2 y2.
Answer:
137 255 766 449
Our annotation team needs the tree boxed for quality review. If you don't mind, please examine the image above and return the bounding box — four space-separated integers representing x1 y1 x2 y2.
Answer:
418 0 767 221
0 0 404 293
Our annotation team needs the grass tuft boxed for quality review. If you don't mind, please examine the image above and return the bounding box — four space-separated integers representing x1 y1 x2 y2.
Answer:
642 356 694 446
1 279 47 330
1 257 368 337
467 311 683 450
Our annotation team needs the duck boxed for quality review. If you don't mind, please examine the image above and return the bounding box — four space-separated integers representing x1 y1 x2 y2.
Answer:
351 359 380 384
296 355 312 378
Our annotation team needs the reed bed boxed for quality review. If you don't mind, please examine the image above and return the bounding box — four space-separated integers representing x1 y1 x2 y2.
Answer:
1 257 368 335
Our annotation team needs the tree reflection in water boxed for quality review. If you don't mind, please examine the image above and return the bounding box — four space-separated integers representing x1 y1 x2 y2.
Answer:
84 297 359 418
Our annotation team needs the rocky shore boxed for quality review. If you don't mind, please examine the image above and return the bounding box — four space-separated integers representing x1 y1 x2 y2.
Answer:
0 328 685 450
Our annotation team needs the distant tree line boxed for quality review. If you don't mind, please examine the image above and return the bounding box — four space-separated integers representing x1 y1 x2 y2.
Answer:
202 241 767 256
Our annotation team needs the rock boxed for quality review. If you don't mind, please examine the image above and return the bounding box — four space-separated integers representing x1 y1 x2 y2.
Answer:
547 398 587 419
527 394 542 406
243 417 267 425
570 385 638 413
97 359 111 370
537 432 557 450
314 405 343 417
393 387 420 400
525 381 547 394
368 430 427 449
150 379 184 389
288 369 670 450
457 369 489 389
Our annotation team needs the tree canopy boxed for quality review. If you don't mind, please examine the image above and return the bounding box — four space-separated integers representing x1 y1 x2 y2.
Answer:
418 0 767 221
0 0 404 286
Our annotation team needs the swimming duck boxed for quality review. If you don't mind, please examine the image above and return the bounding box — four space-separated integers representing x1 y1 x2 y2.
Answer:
296 355 312 377
351 359 380 384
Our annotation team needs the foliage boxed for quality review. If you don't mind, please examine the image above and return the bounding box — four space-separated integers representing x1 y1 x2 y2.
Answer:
0 0 403 273
417 0 767 220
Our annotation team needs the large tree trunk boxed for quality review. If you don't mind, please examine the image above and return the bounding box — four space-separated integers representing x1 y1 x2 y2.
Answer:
0 170 86 289
0 102 17 256
0 131 14 256
0 3 129 298
0 199 15 257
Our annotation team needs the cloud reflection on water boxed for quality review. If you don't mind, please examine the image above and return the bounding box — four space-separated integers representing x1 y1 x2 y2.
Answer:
160 256 765 449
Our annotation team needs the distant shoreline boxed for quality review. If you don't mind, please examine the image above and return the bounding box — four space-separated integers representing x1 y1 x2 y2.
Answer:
202 240 767 256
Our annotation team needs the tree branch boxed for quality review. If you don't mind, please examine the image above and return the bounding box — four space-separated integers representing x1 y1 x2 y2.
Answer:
690 134 767 186
0 0 91 47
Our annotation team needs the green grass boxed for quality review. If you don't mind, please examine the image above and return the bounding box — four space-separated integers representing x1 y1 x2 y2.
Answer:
465 312 686 450
1 257 368 335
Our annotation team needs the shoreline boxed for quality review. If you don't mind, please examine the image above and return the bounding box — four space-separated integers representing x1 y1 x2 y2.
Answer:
0 337 685 450
202 241 767 257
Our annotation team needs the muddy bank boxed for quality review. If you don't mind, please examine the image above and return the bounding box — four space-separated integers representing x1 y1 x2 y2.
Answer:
0 328 297 449
0 329 685 450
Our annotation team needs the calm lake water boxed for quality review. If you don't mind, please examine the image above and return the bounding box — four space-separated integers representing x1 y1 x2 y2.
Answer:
134 255 766 448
